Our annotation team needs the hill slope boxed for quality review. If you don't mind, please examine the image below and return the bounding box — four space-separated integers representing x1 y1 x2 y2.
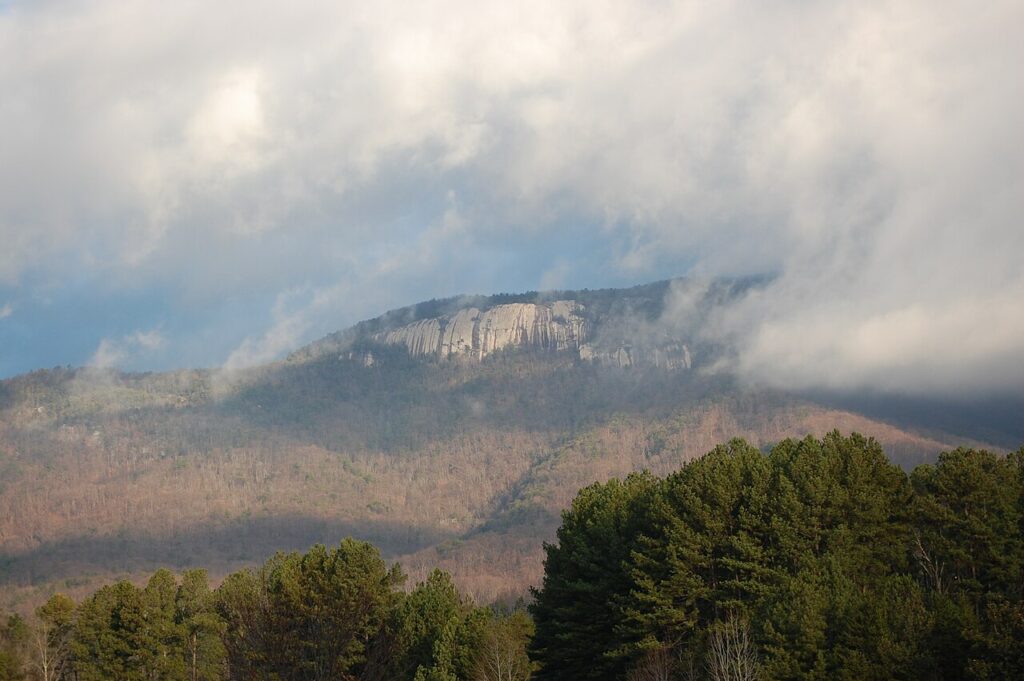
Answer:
0 278 1004 609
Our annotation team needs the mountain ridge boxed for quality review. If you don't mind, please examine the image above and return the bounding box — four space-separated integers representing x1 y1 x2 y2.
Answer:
291 277 754 364
0 277 1013 612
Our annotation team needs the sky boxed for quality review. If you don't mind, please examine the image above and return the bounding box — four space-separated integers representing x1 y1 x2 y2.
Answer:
1 0 1022 396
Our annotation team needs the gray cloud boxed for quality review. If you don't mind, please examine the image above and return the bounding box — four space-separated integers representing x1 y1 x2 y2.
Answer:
1 0 1021 393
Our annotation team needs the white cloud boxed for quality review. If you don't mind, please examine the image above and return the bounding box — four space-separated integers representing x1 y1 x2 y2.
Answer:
131 329 166 351
538 260 571 292
222 289 315 371
1 0 1021 394
89 338 124 370
222 279 367 371
187 68 267 178
89 329 166 369
0 303 12 320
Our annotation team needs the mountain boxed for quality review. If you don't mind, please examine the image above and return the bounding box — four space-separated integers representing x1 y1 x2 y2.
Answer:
293 278 739 366
0 278 1010 610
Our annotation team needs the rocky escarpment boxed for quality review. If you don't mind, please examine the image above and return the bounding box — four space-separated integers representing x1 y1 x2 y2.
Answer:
364 299 693 369
297 278 730 369
374 300 587 359
579 341 691 370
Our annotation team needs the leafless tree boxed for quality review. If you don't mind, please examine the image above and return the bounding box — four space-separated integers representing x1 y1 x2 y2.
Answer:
627 646 674 681
473 621 531 681
33 594 75 681
706 619 760 681
32 618 71 681
913 531 948 594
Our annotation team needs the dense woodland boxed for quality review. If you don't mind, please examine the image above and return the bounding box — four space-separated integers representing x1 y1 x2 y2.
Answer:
0 541 533 681
2 433 1021 680
3 281 1015 612
0 348 962 609
532 433 1024 681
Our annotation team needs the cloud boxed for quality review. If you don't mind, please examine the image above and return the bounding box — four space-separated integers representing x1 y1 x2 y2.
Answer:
89 339 125 370
1 1 1021 394
222 288 319 371
89 329 165 369
0 303 11 320
538 260 571 292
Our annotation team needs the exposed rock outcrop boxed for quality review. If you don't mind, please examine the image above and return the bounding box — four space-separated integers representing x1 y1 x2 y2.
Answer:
579 341 691 370
373 301 588 359
378 319 443 356
299 277 737 369
367 299 692 370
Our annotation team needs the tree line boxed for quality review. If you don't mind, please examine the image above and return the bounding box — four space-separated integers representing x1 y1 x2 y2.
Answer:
530 432 1024 680
3 432 1021 680
0 540 532 681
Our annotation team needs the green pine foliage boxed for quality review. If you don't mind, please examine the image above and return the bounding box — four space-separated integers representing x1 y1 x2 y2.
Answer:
374 569 487 681
530 433 1024 681
528 472 659 680
2 433 1021 680
8 538 524 680
0 614 29 681
215 539 405 680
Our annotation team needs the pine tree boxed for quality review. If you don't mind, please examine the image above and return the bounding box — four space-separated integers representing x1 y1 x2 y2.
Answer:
175 570 226 681
530 472 658 680
216 538 403 680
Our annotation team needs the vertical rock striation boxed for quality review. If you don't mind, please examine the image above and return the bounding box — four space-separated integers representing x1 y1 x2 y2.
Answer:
373 301 588 359
367 299 691 369
579 341 691 369
378 318 443 356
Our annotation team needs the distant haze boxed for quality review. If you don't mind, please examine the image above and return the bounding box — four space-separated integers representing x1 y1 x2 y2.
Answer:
1 1 1021 397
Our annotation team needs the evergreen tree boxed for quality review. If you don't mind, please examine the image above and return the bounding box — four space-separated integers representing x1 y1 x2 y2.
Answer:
530 433 1021 681
137 569 187 680
72 581 144 681
13 433 1021 681
529 472 657 680
216 538 403 680
175 570 226 681
0 614 30 681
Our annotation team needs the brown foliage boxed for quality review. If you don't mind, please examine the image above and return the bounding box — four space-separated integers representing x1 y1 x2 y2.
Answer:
0 359 978 611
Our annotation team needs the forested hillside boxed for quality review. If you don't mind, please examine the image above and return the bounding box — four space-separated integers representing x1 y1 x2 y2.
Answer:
1 434 1021 680
0 281 1010 612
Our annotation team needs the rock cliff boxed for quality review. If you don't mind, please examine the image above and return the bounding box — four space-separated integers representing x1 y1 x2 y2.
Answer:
374 300 587 359
367 299 692 369
296 277 732 369
579 341 691 370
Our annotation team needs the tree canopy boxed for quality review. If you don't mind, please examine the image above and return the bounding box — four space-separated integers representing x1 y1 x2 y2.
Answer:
2 433 1021 681
530 433 1024 681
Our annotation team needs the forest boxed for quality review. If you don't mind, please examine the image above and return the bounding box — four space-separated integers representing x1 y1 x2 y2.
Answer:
0 541 533 681
3 281 1016 613
1 433 1021 680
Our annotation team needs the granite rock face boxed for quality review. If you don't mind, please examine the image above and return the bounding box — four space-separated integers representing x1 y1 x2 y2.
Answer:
368 299 692 369
374 301 588 359
579 341 691 370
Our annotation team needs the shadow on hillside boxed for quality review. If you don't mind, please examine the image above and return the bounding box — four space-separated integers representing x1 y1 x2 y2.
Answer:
0 514 454 587
215 351 736 451
803 390 1024 450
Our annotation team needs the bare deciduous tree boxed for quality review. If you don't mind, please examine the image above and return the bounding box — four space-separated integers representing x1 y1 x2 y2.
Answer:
473 620 531 681
32 594 74 681
913 531 948 595
707 619 760 681
627 646 674 681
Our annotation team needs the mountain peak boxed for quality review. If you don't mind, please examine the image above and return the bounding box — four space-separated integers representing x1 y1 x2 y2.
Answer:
295 278 720 369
